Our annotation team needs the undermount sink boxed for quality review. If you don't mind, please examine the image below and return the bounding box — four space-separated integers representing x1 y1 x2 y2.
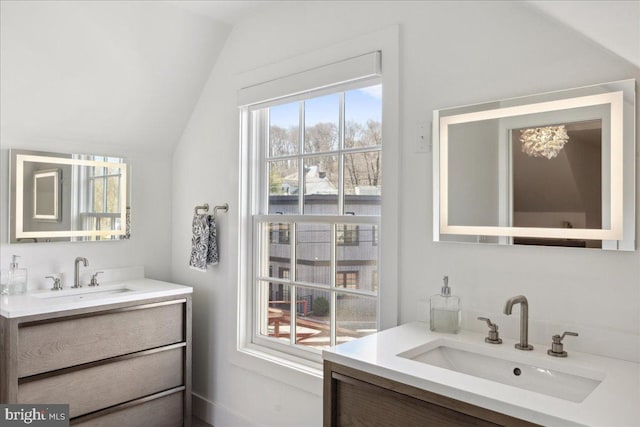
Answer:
32 284 134 301
397 339 604 403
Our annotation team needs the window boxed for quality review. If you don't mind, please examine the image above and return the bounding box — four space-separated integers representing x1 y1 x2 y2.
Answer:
337 225 359 246
269 223 291 244
248 81 382 359
80 157 124 240
336 271 358 289
237 39 400 375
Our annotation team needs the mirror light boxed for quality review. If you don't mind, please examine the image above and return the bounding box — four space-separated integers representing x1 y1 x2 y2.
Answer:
433 79 635 250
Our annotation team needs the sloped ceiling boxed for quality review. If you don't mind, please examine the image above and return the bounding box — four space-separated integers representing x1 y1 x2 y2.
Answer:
1 1 637 155
163 0 277 25
527 0 640 69
0 1 231 153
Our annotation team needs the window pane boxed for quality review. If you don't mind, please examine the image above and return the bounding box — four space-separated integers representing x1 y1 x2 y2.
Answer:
269 102 299 157
344 85 382 149
304 93 339 153
337 224 378 293
264 222 291 279
106 176 120 213
336 293 377 345
93 179 104 212
296 223 330 285
258 281 290 343
344 151 381 215
268 160 299 214
295 287 330 348
100 217 110 229
303 155 338 214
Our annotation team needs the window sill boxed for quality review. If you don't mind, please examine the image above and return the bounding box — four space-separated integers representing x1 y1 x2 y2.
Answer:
231 343 324 396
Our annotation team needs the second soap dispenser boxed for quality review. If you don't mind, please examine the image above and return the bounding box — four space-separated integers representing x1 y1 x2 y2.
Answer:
430 275 460 333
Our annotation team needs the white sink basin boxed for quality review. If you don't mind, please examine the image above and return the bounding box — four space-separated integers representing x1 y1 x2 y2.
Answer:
398 339 604 402
32 284 134 301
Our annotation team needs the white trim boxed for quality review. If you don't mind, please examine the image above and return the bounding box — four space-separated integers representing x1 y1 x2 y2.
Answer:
192 391 258 427
234 25 400 385
238 52 381 107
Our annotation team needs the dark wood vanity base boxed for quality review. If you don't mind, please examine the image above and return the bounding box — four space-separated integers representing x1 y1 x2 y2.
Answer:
324 361 539 427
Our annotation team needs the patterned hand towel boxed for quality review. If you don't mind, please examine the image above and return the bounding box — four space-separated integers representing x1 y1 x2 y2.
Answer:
207 216 219 266
189 214 210 271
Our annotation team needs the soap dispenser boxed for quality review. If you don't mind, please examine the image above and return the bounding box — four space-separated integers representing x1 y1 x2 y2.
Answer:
430 275 460 333
0 255 28 295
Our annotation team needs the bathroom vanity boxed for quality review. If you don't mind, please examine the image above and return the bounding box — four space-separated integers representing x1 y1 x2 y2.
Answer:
0 279 192 427
323 322 640 427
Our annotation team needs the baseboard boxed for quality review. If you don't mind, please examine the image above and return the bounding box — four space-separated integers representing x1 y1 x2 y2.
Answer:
192 392 256 427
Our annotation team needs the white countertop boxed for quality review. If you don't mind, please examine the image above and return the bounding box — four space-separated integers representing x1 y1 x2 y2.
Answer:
323 322 640 427
0 278 192 318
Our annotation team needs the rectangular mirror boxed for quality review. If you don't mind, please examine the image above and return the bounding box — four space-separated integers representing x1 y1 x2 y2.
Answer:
33 168 61 222
9 149 130 243
433 79 635 250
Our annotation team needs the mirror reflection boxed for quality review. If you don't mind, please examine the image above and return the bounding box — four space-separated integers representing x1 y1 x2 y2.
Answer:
434 79 635 251
10 149 130 243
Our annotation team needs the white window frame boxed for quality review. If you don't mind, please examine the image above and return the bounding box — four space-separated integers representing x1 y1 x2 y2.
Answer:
235 26 399 391
249 81 382 362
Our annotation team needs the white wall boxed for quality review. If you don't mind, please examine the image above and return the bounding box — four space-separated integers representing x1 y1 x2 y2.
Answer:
0 1 231 287
171 2 639 426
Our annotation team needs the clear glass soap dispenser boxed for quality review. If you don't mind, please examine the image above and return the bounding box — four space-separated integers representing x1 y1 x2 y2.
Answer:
0 255 28 295
430 275 460 333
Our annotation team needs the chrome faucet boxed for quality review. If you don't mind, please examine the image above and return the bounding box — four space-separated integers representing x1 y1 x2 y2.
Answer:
73 257 89 288
504 295 533 350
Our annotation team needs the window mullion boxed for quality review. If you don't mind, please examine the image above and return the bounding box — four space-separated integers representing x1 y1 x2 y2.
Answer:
290 222 297 346
330 222 337 347
298 101 305 215
261 109 269 214
338 92 345 216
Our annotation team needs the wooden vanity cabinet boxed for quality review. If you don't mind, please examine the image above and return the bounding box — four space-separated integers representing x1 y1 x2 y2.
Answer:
1 295 192 427
324 361 539 427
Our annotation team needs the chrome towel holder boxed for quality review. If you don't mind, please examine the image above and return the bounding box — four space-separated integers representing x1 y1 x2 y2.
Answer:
194 203 229 220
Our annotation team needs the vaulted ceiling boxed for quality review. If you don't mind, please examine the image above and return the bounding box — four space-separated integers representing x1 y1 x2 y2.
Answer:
0 0 231 153
1 1 637 154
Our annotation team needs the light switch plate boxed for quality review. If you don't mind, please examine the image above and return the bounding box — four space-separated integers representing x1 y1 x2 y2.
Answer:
416 121 430 153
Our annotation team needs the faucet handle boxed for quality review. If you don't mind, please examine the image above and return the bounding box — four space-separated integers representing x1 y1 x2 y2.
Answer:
548 331 578 357
89 271 104 287
45 275 62 291
477 317 502 344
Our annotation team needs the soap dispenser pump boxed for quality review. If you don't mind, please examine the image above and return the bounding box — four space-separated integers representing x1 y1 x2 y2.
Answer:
430 275 460 333
0 255 28 295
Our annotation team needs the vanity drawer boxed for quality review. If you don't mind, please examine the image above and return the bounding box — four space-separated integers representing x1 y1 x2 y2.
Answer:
18 345 184 418
17 300 184 377
72 390 184 427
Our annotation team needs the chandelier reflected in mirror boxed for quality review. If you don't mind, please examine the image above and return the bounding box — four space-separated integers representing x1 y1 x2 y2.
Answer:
520 125 569 159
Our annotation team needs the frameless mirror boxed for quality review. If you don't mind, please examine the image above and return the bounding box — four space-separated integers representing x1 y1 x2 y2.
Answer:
9 149 130 243
433 79 635 250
